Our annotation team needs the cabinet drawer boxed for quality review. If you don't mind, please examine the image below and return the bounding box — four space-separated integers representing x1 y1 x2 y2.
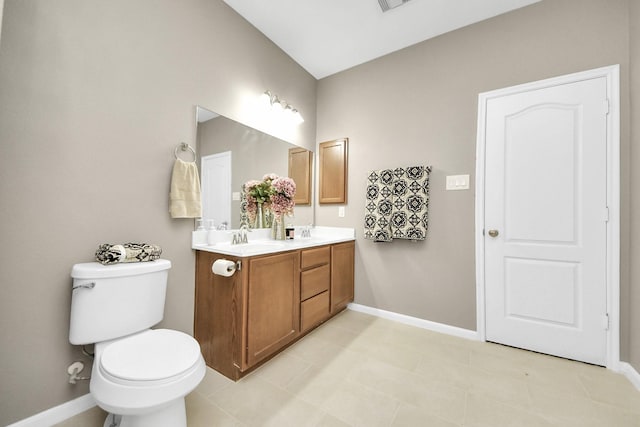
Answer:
301 264 330 301
301 246 330 270
301 291 329 332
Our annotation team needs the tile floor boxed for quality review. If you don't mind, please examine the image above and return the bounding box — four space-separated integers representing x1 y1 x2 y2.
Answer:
57 309 640 427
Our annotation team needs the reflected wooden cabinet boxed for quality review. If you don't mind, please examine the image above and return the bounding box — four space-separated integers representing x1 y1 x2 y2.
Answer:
319 138 348 204
288 147 312 205
194 241 355 380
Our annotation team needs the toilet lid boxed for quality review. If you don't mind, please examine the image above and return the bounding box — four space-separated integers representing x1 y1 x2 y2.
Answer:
100 329 202 382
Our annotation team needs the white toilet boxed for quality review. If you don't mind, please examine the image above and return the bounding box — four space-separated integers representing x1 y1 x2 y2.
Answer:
69 259 205 427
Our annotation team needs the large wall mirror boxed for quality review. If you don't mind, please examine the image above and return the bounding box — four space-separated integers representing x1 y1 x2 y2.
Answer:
196 106 314 229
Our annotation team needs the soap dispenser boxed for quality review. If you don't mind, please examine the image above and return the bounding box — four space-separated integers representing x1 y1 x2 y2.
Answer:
207 219 217 245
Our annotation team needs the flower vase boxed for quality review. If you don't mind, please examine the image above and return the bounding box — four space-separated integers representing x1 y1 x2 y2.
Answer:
271 216 285 240
255 202 264 228
263 208 273 228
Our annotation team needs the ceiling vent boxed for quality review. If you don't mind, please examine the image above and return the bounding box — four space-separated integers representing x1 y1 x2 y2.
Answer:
378 0 411 12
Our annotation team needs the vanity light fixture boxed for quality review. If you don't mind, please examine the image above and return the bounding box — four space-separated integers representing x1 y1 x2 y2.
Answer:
261 90 304 124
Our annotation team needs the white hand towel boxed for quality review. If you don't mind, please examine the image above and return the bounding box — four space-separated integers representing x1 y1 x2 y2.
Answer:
169 158 202 218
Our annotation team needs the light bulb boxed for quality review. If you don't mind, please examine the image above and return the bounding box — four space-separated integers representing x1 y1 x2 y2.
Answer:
261 90 272 107
272 97 284 112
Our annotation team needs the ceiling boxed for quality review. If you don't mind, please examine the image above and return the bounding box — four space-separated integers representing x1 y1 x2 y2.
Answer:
223 0 541 79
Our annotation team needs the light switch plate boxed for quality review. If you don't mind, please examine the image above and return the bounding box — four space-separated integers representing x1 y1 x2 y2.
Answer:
446 174 470 190
338 206 345 217
232 192 241 201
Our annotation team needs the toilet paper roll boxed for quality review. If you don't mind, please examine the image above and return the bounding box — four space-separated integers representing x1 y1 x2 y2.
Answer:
212 259 236 277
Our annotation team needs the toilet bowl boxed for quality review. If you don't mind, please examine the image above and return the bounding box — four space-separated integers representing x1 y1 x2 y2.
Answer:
69 259 206 427
91 329 205 427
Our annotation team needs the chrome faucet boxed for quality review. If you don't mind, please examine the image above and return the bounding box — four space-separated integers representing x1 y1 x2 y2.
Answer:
231 225 250 245
239 225 249 244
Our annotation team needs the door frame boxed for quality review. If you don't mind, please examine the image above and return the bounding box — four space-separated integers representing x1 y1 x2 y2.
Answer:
475 65 620 369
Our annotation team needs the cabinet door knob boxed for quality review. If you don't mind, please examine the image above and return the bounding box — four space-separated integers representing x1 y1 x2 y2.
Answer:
488 229 499 238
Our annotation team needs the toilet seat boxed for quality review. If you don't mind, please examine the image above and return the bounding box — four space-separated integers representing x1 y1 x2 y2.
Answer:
99 329 202 386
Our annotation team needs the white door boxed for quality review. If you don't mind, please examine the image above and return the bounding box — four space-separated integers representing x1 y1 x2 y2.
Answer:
483 77 609 365
201 151 232 228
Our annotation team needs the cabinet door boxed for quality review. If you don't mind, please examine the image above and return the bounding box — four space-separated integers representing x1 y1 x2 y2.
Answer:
319 138 348 204
331 241 355 313
246 252 300 367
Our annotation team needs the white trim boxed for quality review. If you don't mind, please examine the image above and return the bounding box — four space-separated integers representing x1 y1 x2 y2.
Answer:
7 394 96 427
347 303 479 341
619 362 640 392
475 65 621 369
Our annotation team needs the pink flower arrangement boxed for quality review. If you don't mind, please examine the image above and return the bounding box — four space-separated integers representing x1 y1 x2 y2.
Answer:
271 176 296 217
244 174 296 224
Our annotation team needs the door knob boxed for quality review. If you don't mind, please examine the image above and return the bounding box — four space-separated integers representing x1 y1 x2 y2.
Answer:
488 229 499 238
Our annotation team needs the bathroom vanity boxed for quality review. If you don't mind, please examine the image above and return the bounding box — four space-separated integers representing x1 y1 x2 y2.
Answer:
192 228 355 380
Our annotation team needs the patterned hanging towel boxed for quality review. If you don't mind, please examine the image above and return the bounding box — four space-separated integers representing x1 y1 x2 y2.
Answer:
364 169 394 242
364 166 431 242
390 166 431 240
95 243 162 265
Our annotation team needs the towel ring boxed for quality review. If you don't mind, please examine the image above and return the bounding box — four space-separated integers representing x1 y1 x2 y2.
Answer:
174 142 196 162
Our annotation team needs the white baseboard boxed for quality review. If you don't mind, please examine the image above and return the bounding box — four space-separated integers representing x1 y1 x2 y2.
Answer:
347 303 479 341
7 394 96 427
619 362 640 391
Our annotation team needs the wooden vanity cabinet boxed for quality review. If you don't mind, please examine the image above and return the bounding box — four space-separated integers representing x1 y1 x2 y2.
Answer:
194 250 299 379
195 241 354 380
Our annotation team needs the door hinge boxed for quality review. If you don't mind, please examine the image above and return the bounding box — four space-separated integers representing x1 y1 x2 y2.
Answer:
604 99 610 115
604 207 610 222
602 313 610 330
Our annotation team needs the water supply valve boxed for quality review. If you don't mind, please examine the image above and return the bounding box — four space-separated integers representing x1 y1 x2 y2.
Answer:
67 361 90 384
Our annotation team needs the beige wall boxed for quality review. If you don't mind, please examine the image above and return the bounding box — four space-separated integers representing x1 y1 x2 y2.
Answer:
316 0 635 361
0 0 4 45
629 0 640 370
0 0 316 424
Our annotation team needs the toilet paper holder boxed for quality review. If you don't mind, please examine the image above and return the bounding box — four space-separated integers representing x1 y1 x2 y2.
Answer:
212 259 242 276
227 260 241 272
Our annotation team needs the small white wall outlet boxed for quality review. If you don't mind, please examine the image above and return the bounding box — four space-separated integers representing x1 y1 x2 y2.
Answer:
338 206 345 217
446 174 470 190
232 192 241 201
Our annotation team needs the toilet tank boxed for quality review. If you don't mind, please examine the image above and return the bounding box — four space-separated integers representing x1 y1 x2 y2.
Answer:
69 259 171 345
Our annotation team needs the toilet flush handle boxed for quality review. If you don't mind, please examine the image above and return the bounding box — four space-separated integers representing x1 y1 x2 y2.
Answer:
72 282 96 291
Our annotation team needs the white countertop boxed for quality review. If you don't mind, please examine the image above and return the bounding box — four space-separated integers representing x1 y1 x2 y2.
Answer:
192 226 355 257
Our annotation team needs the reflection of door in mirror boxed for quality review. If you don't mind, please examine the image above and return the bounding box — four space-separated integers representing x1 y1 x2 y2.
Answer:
201 152 231 228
